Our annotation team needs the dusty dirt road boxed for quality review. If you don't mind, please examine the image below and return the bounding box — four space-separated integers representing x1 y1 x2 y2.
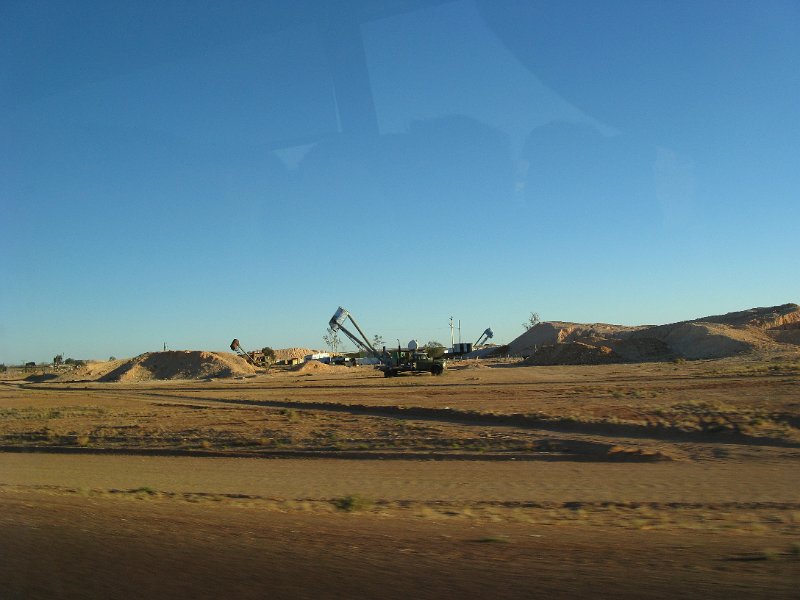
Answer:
2 452 799 599
2 490 799 600
2 453 799 505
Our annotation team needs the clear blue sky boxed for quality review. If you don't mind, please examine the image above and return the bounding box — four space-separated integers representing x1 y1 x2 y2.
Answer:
2 0 798 363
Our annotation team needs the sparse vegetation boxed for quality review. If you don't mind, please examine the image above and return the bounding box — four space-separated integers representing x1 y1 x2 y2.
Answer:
279 408 300 421
424 341 446 359
471 535 510 544
522 312 541 331
333 494 373 512
260 347 276 363
323 328 343 354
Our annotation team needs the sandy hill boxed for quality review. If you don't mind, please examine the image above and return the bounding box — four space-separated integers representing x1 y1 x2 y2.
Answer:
689 303 800 329
522 342 621 366
508 322 641 356
508 303 800 364
60 351 257 382
291 360 338 374
273 347 320 362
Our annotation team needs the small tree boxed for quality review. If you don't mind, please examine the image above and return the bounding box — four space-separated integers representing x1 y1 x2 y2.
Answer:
53 354 63 366
261 347 276 363
522 312 541 331
323 328 343 354
424 341 446 359
371 334 385 350
109 356 117 361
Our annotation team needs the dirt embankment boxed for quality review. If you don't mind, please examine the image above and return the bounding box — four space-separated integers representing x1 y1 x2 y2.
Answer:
273 347 319 362
522 342 621 366
291 360 339 374
691 303 800 329
508 322 640 357
768 329 800 346
59 351 257 382
630 322 776 360
509 303 800 364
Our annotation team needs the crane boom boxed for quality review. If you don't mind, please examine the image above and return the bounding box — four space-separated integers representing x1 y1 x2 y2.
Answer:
327 306 446 376
329 307 379 356
474 327 494 347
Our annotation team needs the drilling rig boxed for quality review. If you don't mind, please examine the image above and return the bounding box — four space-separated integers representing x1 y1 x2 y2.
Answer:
328 306 446 377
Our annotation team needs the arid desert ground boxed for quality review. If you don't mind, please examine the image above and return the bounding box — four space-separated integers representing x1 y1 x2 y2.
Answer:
2 351 799 599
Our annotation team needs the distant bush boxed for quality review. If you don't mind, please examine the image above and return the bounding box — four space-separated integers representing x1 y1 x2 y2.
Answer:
333 494 373 512
522 312 541 331
424 341 446 359
279 408 300 421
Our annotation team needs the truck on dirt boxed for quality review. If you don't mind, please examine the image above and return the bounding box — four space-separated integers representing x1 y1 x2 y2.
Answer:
381 344 446 377
328 307 446 377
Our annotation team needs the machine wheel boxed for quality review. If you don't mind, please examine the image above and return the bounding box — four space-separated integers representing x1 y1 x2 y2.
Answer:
383 369 396 378
431 363 444 376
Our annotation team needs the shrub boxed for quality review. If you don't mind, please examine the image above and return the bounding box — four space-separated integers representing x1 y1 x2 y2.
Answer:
333 494 373 512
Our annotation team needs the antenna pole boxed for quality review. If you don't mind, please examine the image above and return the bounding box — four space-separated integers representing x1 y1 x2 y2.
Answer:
450 316 455 350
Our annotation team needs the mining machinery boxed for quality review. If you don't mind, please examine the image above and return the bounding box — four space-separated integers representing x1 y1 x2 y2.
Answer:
328 306 446 377
474 327 494 347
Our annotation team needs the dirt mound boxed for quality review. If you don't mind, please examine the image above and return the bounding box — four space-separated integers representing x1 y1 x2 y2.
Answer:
291 360 337 374
636 322 776 359
509 322 640 356
767 329 800 346
91 351 257 382
523 342 622 366
691 303 800 329
464 361 489 369
24 373 61 383
507 303 796 363
274 347 319 362
61 358 129 381
607 337 676 362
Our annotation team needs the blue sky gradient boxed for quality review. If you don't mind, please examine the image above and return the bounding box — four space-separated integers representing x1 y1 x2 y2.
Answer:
2 0 798 363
